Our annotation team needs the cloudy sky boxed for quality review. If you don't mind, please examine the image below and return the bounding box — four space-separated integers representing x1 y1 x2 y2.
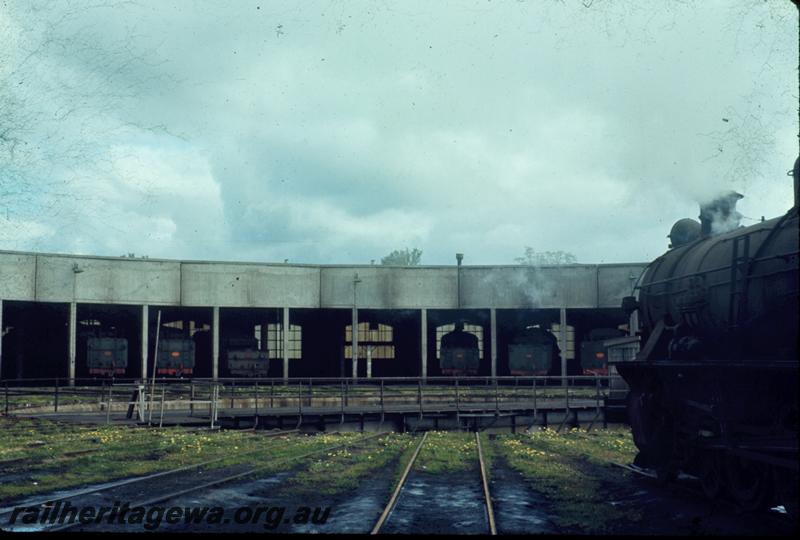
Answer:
0 0 797 265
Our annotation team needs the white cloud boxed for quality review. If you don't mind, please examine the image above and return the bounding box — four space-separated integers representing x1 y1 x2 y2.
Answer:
33 140 229 258
0 1 795 266
0 216 54 248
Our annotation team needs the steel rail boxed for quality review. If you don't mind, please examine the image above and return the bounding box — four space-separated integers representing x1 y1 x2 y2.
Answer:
371 431 428 534
0 428 299 522
476 432 497 535
47 431 388 532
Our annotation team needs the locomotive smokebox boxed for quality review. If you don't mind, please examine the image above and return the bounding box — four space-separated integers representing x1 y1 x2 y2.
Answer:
698 191 743 237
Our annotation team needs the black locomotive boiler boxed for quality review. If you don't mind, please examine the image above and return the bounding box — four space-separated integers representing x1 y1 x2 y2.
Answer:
615 159 799 513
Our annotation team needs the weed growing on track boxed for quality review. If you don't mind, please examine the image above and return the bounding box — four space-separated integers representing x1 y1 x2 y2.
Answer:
388 433 423 495
415 431 477 474
493 427 640 534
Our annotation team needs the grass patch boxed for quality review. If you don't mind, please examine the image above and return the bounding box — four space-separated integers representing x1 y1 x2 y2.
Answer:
0 417 363 504
492 427 640 534
284 433 415 496
415 431 477 474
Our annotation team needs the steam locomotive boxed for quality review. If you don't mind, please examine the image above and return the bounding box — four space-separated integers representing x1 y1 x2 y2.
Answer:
86 336 128 376
614 158 799 513
155 331 196 377
439 323 480 375
508 325 560 376
224 337 270 377
441 323 625 377
579 327 627 376
84 330 270 378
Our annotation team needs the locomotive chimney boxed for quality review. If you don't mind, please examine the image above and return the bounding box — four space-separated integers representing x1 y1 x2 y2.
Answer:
699 191 743 237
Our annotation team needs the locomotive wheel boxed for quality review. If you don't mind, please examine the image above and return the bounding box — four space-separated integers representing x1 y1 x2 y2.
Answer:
627 384 675 477
653 422 678 486
627 390 650 452
725 455 771 511
699 451 724 499
649 396 677 485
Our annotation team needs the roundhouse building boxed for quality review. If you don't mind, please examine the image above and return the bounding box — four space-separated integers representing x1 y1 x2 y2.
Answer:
0 250 646 382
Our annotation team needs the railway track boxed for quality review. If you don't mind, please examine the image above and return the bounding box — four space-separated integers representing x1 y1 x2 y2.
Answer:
0 429 376 532
371 431 497 535
49 430 387 532
611 461 795 533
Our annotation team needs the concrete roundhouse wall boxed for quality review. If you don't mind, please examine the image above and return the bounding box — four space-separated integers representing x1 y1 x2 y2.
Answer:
0 251 646 309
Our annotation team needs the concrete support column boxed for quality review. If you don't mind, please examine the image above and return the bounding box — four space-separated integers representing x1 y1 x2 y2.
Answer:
260 318 269 352
490 308 497 379
141 305 149 381
559 307 567 386
68 301 77 385
282 307 290 380
420 308 427 381
351 273 361 380
0 299 4 379
0 299 5 379
351 305 358 380
212 306 219 380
